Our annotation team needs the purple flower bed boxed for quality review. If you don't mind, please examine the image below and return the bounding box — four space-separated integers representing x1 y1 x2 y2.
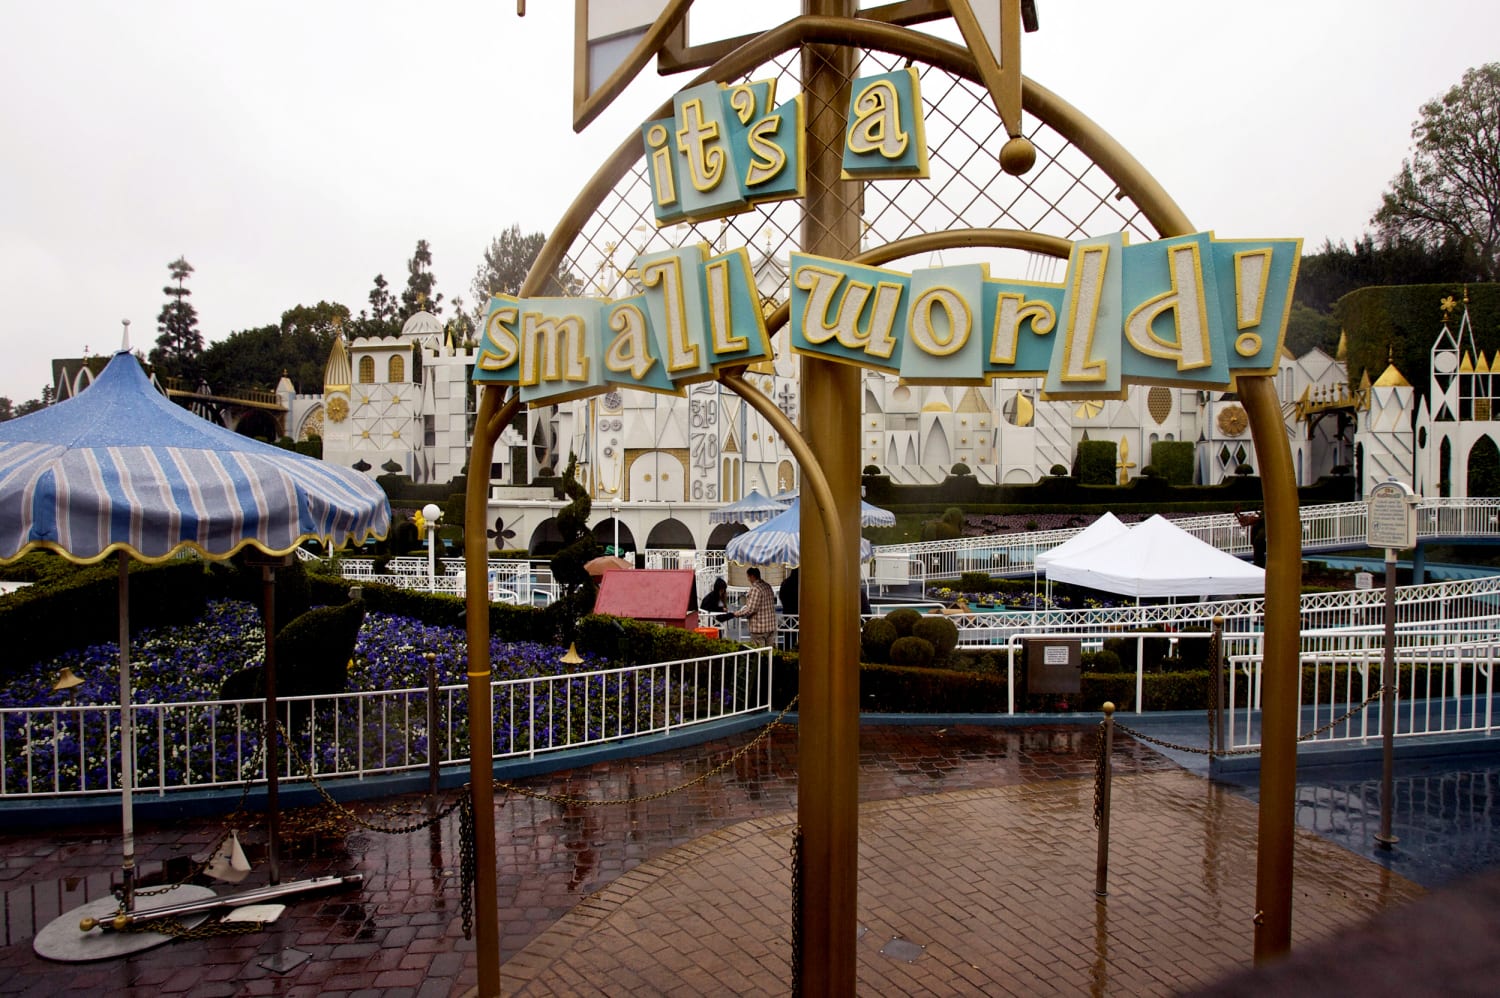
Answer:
2 601 737 794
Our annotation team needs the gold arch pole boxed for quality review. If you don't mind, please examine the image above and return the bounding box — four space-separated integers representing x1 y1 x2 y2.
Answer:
463 385 519 998
476 10 1304 994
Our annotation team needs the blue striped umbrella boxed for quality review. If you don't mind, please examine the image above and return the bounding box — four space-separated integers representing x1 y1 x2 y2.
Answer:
724 499 874 567
707 488 788 525
0 349 389 911
768 488 895 527
0 351 389 562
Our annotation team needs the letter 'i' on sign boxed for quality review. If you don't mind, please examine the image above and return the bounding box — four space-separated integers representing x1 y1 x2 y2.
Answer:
645 79 805 227
842 67 928 180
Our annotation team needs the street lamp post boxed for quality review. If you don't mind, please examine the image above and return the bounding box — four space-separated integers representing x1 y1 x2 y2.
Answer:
611 503 620 555
422 503 443 592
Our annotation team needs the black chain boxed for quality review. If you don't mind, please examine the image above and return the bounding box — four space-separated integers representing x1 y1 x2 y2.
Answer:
459 788 476 941
1092 721 1107 830
790 824 803 994
497 695 799 807
1115 687 1387 759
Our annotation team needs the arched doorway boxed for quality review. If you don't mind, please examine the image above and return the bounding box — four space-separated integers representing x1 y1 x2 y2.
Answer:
645 517 694 550
1467 436 1500 496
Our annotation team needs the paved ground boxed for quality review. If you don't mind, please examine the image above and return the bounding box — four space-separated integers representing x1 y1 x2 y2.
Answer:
0 721 1444 996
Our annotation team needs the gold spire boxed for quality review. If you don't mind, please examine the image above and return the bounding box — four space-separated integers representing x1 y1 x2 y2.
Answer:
324 334 352 391
1373 364 1410 388
1335 330 1347 361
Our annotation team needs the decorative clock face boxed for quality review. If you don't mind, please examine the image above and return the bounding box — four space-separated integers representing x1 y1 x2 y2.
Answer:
1217 404 1248 437
327 396 349 423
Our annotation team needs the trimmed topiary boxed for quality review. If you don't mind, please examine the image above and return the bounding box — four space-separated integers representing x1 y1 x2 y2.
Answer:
885 608 922 637
950 462 971 476
912 615 959 661
861 617 898 663
889 635 936 668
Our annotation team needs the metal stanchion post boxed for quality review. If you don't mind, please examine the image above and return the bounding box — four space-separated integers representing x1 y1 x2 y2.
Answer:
426 652 440 804
1211 615 1224 756
1375 548 1400 848
1095 702 1115 897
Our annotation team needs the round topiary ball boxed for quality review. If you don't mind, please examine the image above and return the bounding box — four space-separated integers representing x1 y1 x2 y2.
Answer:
861 616 898 663
912 615 959 660
889 635 936 668
885 608 922 637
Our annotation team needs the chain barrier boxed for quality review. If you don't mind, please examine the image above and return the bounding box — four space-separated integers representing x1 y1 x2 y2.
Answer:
1092 721 1106 830
496 695 799 807
115 735 268 908
137 915 267 940
1115 688 1388 759
790 824 803 994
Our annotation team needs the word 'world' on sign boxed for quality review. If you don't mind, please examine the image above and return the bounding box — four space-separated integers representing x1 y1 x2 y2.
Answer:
474 231 1300 406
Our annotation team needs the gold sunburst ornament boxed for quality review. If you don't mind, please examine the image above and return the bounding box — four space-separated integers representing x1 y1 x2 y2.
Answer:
327 396 349 423
1217 405 1248 437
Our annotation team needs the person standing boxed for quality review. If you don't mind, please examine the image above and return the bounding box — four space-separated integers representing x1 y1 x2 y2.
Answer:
735 567 778 647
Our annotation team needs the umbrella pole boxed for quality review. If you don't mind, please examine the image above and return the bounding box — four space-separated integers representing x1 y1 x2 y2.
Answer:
117 552 135 912
261 564 281 885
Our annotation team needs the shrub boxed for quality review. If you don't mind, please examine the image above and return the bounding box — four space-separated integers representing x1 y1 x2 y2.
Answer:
889 636 935 668
1083 648 1124 673
942 507 965 529
959 571 991 593
950 462 971 476
912 616 959 661
885 608 922 636
863 464 881 476
861 617 898 663
1050 464 1069 476
1236 462 1255 476
1150 440 1195 485
276 600 367 697
1077 440 1117 485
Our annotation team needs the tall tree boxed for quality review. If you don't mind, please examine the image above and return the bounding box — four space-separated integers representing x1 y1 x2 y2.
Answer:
399 239 444 320
1374 63 1500 281
349 273 401 339
468 225 584 327
150 256 203 380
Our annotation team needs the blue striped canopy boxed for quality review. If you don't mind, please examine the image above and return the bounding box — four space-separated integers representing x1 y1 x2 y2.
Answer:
0 351 390 564
707 488 788 525
724 499 875 567
769 488 895 527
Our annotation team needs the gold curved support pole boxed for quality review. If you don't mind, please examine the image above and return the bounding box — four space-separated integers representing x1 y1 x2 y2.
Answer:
464 384 520 998
1239 373 1301 960
720 372 847 576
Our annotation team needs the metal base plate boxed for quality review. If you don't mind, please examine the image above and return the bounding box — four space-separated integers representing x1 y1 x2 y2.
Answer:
33 885 216 962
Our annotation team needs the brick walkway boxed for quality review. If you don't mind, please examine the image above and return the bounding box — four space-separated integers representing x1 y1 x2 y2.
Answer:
0 723 1424 996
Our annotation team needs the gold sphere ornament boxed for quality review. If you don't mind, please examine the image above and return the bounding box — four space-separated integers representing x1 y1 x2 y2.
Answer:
999 135 1036 176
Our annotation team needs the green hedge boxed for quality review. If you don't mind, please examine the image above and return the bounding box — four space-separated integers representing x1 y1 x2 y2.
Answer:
0 556 220 670
1151 440 1195 485
1077 440 1117 485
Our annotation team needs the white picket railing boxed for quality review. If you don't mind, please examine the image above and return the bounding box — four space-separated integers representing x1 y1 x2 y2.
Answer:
0 647 773 800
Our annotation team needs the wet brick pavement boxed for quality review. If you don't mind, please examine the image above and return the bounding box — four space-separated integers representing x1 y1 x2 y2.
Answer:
0 723 1429 995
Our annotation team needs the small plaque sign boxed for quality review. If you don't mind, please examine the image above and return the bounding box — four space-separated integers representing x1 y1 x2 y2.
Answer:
1366 480 1418 550
1355 571 1374 589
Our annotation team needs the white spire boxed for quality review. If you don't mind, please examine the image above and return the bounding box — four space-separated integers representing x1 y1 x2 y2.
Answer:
121 318 131 351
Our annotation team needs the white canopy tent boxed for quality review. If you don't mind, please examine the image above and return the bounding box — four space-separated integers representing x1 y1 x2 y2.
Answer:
1042 514 1265 597
1034 512 1131 570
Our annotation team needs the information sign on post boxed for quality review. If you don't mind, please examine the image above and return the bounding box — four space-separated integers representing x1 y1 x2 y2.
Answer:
1366 479 1418 549
1364 478 1418 850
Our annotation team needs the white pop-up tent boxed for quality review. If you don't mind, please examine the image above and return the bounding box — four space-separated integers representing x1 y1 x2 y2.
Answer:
1034 512 1131 570
1043 514 1265 597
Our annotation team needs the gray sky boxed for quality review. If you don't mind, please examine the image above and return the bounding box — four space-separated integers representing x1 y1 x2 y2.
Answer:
4 0 1497 405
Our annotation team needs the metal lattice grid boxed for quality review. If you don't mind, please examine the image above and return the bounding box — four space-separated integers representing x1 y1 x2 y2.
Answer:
556 45 1160 304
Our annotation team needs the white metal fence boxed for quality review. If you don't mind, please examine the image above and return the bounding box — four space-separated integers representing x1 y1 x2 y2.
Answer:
0 647 773 800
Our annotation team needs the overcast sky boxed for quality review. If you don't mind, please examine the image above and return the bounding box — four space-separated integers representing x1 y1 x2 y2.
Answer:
4 0 1497 404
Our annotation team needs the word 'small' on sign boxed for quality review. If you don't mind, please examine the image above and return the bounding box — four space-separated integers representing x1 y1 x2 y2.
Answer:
474 231 1300 407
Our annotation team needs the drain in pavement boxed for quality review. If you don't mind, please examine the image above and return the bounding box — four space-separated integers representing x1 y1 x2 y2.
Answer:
879 936 925 963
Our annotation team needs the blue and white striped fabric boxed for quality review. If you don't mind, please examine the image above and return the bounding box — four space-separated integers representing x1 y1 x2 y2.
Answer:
723 498 874 567
768 489 895 527
707 488 788 525
0 351 390 564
